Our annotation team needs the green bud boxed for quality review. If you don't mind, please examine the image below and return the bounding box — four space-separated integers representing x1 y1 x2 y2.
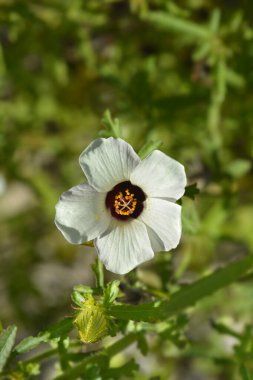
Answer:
74 296 109 344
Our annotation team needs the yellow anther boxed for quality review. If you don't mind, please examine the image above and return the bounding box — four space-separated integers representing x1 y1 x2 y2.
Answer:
113 189 137 216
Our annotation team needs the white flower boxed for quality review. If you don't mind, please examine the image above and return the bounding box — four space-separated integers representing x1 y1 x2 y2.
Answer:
55 138 186 275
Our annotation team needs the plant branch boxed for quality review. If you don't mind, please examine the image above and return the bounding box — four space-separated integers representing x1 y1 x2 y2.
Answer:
108 255 253 321
53 333 139 380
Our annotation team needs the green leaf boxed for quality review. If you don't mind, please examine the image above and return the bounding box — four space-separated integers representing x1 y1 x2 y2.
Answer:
138 140 163 159
83 363 102 380
184 183 200 200
210 320 241 339
18 362 40 377
71 285 95 307
73 285 94 296
137 334 148 356
14 333 50 354
100 110 121 138
71 290 85 308
103 280 120 306
225 159 252 179
0 325 17 371
226 68 245 88
160 255 253 318
145 12 210 39
54 333 139 380
45 318 74 340
209 8 221 33
159 325 187 349
109 302 161 322
108 255 253 321
182 198 200 235
15 319 74 355
201 200 227 238
104 359 138 378
239 364 251 380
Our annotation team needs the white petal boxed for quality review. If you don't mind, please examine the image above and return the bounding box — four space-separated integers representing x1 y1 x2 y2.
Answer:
145 225 165 252
94 220 154 274
130 150 186 200
55 184 110 244
139 198 182 252
79 138 141 192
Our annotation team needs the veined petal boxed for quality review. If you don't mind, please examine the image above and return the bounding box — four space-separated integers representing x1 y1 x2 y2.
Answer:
145 225 165 252
55 184 110 244
139 198 182 252
94 220 154 274
130 150 186 200
79 138 141 192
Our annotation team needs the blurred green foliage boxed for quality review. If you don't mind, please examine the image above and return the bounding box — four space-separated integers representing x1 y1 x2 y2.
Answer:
0 0 253 379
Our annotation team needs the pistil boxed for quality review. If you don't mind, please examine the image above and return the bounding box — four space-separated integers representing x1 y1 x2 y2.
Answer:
114 190 137 216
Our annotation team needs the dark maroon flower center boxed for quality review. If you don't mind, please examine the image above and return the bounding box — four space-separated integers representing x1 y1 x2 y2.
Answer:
105 181 146 221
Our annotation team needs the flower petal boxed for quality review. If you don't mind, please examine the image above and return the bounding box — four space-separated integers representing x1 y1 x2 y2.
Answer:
55 184 110 244
145 225 165 252
130 150 186 200
94 220 154 274
139 198 182 252
79 138 141 192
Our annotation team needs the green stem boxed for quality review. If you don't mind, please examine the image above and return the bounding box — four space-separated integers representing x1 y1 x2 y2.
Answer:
58 338 70 371
106 332 138 357
22 347 58 365
92 257 104 288
21 342 82 366
97 258 104 288
53 333 139 380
